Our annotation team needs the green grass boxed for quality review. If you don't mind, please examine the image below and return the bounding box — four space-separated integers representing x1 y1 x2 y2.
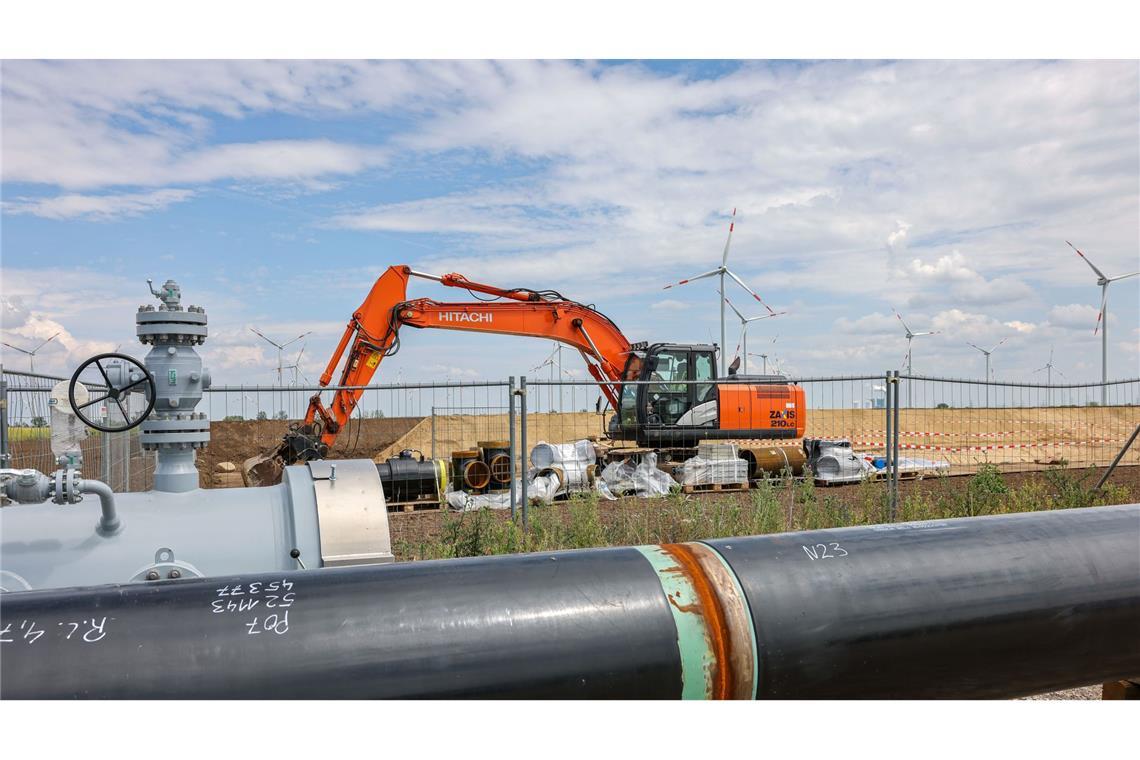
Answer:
397 465 1133 561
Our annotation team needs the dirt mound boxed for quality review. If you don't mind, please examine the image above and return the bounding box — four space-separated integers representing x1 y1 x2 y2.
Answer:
199 416 423 487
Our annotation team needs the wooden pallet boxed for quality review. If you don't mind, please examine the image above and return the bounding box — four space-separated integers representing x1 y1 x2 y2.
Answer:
386 499 444 513
681 481 750 494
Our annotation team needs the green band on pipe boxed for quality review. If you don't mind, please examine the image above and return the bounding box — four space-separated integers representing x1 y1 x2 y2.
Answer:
635 544 715 700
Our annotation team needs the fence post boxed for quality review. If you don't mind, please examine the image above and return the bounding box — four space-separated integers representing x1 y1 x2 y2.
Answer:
430 406 437 462
884 369 892 503
519 376 528 531
0 371 9 467
508 378 517 519
891 370 901 520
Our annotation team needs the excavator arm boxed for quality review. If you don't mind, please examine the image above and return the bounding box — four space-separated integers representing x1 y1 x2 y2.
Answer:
244 265 633 485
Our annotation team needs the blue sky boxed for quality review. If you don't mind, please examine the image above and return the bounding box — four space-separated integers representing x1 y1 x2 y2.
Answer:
2 60 1138 387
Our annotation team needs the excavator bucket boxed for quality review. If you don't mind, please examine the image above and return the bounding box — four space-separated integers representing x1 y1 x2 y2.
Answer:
242 448 287 488
242 423 327 487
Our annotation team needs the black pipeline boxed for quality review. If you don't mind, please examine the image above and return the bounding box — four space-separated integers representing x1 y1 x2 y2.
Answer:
2 504 1138 699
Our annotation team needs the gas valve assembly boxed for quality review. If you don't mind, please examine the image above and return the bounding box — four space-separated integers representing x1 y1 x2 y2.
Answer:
0 277 394 594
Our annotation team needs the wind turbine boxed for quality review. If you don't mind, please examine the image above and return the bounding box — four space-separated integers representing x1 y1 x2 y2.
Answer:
663 208 774 374
747 334 780 374
1066 241 1138 404
966 337 1008 408
250 328 312 387
723 294 785 371
1033 345 1064 406
1 333 60 373
281 343 309 387
894 309 939 376
532 343 576 412
894 310 939 408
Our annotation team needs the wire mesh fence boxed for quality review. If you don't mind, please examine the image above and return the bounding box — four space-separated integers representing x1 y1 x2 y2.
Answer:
3 368 1137 502
891 375 1140 475
1 367 154 491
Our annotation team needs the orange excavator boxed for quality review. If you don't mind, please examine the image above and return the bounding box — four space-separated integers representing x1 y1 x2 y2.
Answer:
244 265 805 485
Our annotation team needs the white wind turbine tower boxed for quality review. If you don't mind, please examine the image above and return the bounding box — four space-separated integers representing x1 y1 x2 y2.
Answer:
723 294 785 372
1033 346 1064 406
748 334 780 374
664 208 774 374
1 332 60 373
966 337 1008 408
1066 241 1138 405
894 309 939 408
282 343 309 387
250 328 312 387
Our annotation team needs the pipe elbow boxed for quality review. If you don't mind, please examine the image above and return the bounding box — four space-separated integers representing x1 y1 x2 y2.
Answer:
79 479 121 536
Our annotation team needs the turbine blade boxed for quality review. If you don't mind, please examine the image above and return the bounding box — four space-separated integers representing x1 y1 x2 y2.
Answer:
966 342 985 353
1 341 33 355
1109 271 1139 281
1066 241 1108 280
32 332 61 353
1093 288 1107 336
991 337 1008 351
663 269 721 290
893 309 913 335
724 269 776 313
721 207 736 267
722 294 746 321
249 327 282 349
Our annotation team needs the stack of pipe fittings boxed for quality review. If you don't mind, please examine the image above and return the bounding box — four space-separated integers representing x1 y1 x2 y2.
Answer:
530 441 597 494
478 441 512 493
451 449 492 494
375 449 449 504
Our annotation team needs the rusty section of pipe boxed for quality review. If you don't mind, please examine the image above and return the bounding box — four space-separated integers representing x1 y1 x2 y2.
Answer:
636 542 756 699
662 543 756 699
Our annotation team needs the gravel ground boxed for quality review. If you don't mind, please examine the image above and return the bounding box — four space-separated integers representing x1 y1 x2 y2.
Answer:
1020 685 1102 700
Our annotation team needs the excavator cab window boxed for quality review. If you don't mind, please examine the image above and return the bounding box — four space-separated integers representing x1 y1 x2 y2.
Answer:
694 351 715 404
646 348 692 425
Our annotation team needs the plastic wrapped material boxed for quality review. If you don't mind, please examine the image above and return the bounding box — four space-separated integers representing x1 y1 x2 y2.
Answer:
528 440 597 497
528 473 561 504
633 453 677 497
680 455 750 486
446 487 514 512
600 453 677 498
530 440 596 469
697 442 739 461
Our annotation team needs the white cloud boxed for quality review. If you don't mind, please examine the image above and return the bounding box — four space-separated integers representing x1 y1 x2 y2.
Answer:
0 294 116 373
1004 320 1038 333
886 219 910 251
1046 303 1101 331
3 189 195 221
907 250 1035 306
650 299 689 311
834 312 898 336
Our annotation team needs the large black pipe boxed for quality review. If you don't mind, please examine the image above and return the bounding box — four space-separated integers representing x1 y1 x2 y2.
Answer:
705 504 1140 698
1 504 1138 699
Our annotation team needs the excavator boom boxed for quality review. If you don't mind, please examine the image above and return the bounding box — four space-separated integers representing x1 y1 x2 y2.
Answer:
244 266 633 485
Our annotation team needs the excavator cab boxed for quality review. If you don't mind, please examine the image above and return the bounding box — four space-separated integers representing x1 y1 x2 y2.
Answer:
614 343 804 448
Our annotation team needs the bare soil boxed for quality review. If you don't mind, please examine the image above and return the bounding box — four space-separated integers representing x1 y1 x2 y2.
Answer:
197 417 423 487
